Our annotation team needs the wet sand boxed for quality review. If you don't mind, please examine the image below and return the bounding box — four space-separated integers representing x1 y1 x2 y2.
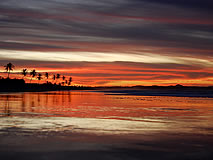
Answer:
1 133 212 159
0 116 213 160
1 130 213 160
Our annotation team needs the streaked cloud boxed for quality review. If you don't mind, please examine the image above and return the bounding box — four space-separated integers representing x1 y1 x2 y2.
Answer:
0 0 213 86
0 59 212 86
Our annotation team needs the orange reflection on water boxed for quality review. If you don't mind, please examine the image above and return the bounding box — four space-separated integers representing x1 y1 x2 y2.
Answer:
0 91 213 119
0 91 213 136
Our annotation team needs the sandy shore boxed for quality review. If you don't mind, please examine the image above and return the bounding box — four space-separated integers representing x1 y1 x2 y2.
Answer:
1 133 213 160
1 118 213 160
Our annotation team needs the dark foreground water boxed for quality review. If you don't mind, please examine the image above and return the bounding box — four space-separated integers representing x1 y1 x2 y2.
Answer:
0 91 213 160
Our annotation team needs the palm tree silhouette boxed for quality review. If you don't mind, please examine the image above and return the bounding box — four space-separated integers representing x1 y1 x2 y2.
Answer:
62 75 66 86
45 72 49 83
4 63 15 79
62 75 66 81
68 77 72 86
30 69 37 83
22 69 28 80
52 75 56 84
56 74 60 84
37 73 42 84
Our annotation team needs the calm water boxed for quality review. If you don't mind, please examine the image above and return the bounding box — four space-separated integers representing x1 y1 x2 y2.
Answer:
0 91 213 135
0 91 213 160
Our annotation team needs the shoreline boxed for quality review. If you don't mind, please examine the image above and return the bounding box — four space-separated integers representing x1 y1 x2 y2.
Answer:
0 84 212 98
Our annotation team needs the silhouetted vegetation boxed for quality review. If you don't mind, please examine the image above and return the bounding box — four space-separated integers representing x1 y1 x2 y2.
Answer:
37 73 42 83
0 78 91 92
21 69 28 79
0 63 212 95
30 69 37 83
4 62 15 78
0 78 25 92
0 63 78 92
45 72 49 83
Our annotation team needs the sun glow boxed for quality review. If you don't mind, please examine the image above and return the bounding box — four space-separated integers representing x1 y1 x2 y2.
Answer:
1 49 213 86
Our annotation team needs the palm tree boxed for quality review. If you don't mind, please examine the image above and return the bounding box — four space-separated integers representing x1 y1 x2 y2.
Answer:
21 69 28 79
52 75 56 84
68 77 72 86
37 73 42 83
4 63 15 78
62 75 66 81
30 69 37 83
56 74 60 84
62 76 66 86
45 72 49 83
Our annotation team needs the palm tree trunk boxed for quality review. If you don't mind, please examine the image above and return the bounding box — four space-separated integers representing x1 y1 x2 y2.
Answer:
7 70 10 79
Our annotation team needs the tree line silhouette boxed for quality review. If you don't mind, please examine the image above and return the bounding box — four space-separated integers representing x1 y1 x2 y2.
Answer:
2 62 72 86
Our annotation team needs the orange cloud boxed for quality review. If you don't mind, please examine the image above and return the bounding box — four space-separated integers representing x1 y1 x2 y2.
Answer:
1 60 213 86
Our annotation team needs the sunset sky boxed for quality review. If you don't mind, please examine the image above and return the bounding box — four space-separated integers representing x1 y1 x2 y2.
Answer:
0 0 213 86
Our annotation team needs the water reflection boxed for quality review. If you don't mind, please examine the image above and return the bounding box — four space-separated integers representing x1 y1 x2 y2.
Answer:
0 91 213 119
0 91 213 136
4 95 11 116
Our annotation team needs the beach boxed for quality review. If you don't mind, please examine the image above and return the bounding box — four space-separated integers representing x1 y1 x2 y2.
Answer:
0 91 213 160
